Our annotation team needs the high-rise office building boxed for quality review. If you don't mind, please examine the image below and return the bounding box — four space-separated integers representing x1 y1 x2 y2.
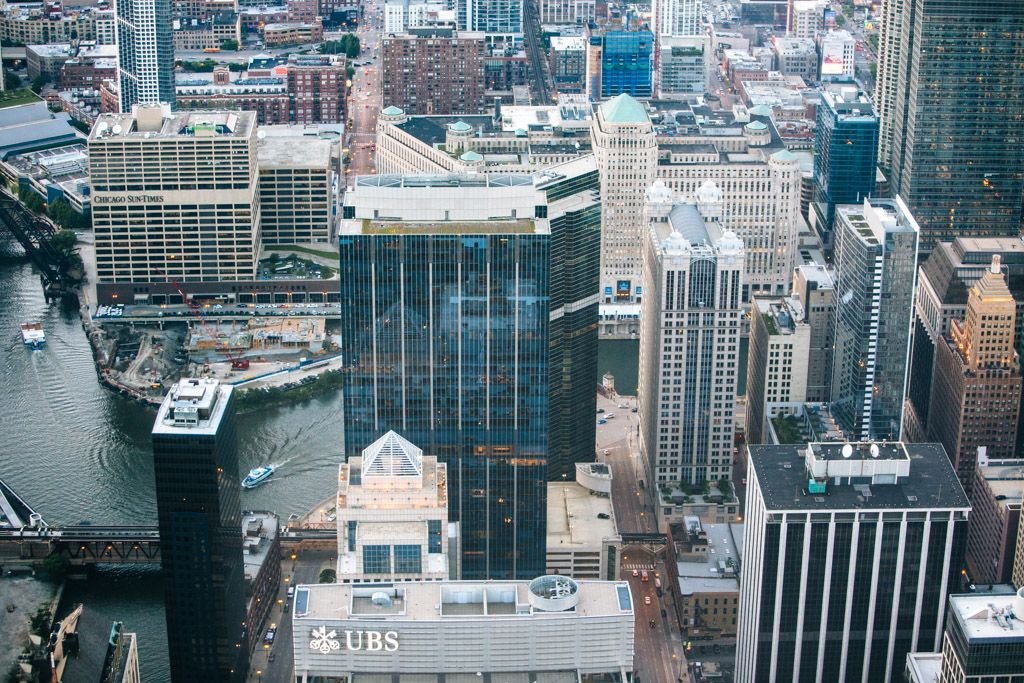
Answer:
791 264 835 403
928 257 1021 494
812 85 878 249
538 0 595 25
787 0 825 41
657 36 706 97
737 441 970 683
458 0 523 33
745 295 812 445
598 31 654 98
639 182 744 485
88 105 260 285
336 430 451 582
152 378 247 682
904 237 1024 443
966 456 1024 586
830 198 919 441
115 0 175 111
877 0 1024 249
591 94 656 306
257 134 335 245
906 588 1024 682
338 159 600 579
654 0 702 37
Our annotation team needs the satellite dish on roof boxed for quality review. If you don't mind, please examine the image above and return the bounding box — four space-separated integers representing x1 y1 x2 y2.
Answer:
257 130 266 140
841 444 853 459
112 124 122 135
870 444 880 458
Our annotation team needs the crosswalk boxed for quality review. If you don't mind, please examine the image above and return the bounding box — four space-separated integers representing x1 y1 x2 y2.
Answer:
621 562 656 571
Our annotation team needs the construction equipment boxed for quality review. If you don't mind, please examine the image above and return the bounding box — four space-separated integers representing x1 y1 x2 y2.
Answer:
165 277 250 370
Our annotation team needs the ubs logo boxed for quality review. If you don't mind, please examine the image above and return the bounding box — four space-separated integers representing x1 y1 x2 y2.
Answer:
310 626 399 653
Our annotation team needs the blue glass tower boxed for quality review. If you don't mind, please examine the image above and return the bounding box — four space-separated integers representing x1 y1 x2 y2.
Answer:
599 30 654 98
812 85 879 251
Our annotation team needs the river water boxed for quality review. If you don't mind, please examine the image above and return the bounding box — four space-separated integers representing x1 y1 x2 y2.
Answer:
0 256 345 680
0 254 641 680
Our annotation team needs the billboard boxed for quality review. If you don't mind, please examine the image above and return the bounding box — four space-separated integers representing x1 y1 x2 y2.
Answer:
616 280 631 299
820 39 847 76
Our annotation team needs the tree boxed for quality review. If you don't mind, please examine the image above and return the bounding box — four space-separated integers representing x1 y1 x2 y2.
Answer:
323 34 360 58
4 70 21 89
220 38 239 51
30 74 47 93
318 568 337 583
346 65 355 80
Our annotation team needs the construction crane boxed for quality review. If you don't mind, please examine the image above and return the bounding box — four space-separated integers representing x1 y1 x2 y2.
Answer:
166 277 250 371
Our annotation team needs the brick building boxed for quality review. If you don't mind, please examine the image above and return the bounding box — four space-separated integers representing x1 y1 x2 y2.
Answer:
381 29 486 115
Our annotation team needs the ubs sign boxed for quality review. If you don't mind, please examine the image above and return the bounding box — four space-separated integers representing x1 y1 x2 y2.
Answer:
310 626 399 654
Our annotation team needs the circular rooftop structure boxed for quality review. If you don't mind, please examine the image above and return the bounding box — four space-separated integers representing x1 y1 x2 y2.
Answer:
527 575 580 612
382 105 404 117
448 120 473 133
459 150 483 163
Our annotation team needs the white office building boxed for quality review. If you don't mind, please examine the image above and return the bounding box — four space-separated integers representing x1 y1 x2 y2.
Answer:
818 29 856 80
88 105 260 284
787 0 825 41
336 431 452 583
538 0 595 25
291 576 636 682
639 181 744 485
737 441 970 683
591 94 657 307
654 0 703 37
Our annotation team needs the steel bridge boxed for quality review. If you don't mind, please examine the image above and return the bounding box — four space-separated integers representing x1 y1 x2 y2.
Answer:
0 187 78 299
0 524 338 567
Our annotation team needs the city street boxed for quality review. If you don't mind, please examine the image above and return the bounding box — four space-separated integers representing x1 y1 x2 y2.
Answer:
595 393 691 683
249 548 337 683
345 0 383 177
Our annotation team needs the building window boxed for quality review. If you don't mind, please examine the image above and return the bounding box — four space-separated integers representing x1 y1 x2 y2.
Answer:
394 545 422 574
427 519 442 553
363 544 390 574
347 521 357 552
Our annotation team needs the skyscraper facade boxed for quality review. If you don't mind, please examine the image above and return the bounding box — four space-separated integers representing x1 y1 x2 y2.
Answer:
339 160 600 579
591 94 656 305
598 31 654 98
152 379 247 682
877 0 1024 250
639 182 745 485
737 441 970 683
654 0 702 37
928 256 1021 495
458 0 523 33
812 85 878 249
115 0 175 111
830 198 919 441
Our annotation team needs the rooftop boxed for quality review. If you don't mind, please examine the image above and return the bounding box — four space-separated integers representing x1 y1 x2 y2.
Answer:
976 458 1024 511
949 588 1024 643
242 511 278 580
294 578 633 622
91 105 256 141
152 378 232 436
749 442 970 512
257 135 333 168
546 482 619 550
600 94 650 125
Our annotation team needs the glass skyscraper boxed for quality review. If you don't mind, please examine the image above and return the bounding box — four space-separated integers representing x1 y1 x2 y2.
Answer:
599 31 654 98
878 0 1024 250
152 379 248 683
830 198 919 441
812 85 879 251
339 162 600 579
115 0 175 112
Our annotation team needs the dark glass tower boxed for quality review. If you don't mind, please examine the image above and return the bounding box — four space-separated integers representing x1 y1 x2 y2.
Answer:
812 86 879 251
339 161 600 579
115 0 176 111
152 379 247 682
879 0 1024 250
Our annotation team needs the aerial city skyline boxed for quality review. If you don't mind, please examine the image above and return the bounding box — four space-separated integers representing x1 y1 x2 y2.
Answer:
1 0 1024 681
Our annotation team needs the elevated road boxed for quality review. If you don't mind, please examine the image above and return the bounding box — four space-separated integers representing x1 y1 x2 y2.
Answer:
523 0 553 104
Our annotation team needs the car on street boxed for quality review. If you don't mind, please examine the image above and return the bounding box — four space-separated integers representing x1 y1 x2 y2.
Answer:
641 570 649 582
661 608 667 618
644 596 651 605
598 419 607 424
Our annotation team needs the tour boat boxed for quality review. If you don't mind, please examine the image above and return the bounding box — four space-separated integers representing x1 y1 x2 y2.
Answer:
241 465 275 489
20 322 45 349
